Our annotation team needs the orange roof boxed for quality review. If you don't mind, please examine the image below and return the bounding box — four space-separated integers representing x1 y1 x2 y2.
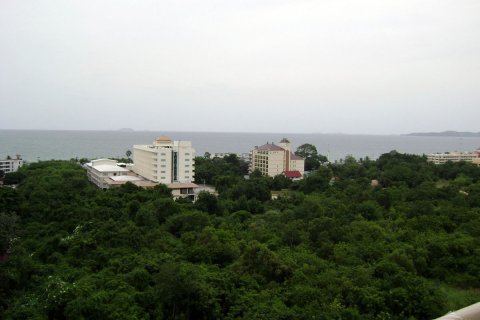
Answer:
283 170 302 178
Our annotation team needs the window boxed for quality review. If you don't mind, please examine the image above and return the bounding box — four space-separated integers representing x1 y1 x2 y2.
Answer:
185 153 190 156
161 171 165 173
185 170 189 173
185 164 190 167
161 165 166 167
161 159 166 162
161 176 166 179
185 159 190 162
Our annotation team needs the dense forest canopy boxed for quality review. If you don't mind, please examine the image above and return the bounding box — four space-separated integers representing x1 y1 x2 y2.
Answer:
1 151 480 319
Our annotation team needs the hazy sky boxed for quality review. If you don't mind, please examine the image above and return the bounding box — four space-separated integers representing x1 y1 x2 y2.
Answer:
0 0 479 134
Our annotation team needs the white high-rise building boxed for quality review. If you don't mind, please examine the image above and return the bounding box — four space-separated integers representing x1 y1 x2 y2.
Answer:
132 136 195 184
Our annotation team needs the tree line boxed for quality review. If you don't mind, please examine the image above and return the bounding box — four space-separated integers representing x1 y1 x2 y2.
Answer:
1 149 480 319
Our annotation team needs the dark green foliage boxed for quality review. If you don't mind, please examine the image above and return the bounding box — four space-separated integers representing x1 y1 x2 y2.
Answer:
195 191 221 215
194 154 248 185
0 212 19 255
3 171 26 185
1 155 480 319
295 143 328 171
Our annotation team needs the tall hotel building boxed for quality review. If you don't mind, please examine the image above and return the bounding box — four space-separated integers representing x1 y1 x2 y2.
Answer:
132 136 195 184
250 138 305 178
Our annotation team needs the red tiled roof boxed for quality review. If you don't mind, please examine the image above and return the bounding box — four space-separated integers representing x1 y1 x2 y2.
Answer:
256 143 285 151
283 170 302 178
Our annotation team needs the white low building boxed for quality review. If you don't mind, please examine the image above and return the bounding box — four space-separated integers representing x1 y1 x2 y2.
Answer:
427 150 480 165
86 159 132 189
0 155 24 174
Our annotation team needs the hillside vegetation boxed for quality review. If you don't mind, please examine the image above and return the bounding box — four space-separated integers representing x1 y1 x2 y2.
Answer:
1 152 480 319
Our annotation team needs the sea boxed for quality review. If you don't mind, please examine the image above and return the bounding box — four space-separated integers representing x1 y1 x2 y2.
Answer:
1 130 480 163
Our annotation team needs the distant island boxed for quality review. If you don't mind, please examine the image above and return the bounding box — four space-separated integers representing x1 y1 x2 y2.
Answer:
405 131 480 137
118 128 135 132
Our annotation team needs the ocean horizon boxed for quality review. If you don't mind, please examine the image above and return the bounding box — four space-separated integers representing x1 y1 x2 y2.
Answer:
1 129 480 163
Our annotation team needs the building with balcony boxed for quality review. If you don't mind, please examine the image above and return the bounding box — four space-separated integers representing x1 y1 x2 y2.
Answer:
167 182 198 201
86 159 132 189
249 138 305 178
0 155 23 174
427 149 480 165
132 136 195 184
86 159 158 189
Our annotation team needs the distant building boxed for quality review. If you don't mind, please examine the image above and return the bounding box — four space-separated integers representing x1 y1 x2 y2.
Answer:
86 136 199 199
0 155 23 174
249 138 305 178
167 182 198 201
86 159 157 189
132 136 195 184
211 152 250 162
427 149 480 165
86 159 133 189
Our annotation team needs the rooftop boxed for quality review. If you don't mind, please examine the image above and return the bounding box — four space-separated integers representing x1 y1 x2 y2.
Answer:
290 152 303 160
88 164 129 173
154 135 172 144
167 182 199 189
256 143 285 152
109 175 143 182
283 170 302 178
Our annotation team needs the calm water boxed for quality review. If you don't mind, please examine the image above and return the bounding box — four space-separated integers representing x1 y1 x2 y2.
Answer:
1 130 480 162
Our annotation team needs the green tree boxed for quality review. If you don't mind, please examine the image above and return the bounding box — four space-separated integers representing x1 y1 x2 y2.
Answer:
3 171 26 185
295 143 328 171
195 191 220 215
0 212 18 255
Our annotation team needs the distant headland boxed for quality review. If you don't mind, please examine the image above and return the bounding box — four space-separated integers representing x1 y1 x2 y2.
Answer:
404 131 480 137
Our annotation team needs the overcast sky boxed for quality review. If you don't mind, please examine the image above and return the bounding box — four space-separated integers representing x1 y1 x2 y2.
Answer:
0 0 479 134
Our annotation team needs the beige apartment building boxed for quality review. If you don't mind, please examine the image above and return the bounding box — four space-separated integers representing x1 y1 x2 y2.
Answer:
427 150 480 165
132 136 195 184
250 138 305 178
